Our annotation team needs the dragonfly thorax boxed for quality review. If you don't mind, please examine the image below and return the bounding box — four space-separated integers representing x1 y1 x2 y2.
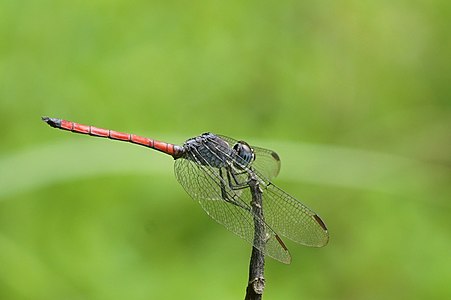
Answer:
182 133 231 168
181 133 255 170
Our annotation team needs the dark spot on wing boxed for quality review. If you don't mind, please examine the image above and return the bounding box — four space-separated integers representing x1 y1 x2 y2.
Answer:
275 234 288 251
271 151 280 161
313 214 328 231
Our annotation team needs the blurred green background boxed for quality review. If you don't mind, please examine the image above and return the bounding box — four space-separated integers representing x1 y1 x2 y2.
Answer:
1 0 450 299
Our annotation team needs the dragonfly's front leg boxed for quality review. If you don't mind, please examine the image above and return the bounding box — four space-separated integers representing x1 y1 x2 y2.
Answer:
218 167 250 211
225 165 253 190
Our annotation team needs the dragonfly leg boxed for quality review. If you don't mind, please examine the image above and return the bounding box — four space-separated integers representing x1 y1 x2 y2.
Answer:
218 168 229 201
226 166 252 190
218 168 250 211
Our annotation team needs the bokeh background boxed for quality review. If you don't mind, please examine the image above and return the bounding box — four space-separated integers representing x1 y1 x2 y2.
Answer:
1 1 450 299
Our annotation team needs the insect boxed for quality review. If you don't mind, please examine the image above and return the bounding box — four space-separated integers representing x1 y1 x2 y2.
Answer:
42 117 329 263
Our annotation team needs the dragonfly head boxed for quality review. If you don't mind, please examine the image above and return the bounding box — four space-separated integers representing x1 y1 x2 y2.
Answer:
232 141 255 169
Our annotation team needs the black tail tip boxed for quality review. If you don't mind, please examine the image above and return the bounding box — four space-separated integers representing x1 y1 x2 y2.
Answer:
41 116 61 128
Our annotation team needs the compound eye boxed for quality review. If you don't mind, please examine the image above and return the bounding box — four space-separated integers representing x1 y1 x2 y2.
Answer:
233 141 255 166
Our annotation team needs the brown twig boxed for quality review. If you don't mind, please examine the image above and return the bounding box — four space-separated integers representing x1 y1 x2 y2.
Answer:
245 175 266 300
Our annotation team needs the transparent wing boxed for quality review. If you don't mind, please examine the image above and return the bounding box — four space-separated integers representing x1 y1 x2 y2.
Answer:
261 182 329 247
174 151 291 264
251 146 281 180
217 134 328 246
217 134 281 180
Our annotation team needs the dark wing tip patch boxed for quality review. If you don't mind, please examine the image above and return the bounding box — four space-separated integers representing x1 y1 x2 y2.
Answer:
275 234 288 251
270 151 280 161
313 214 328 231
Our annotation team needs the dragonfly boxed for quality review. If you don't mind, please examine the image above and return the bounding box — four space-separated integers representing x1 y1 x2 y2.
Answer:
42 116 329 263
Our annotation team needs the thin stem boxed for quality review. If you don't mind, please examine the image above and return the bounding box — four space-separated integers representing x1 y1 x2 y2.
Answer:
244 175 266 300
